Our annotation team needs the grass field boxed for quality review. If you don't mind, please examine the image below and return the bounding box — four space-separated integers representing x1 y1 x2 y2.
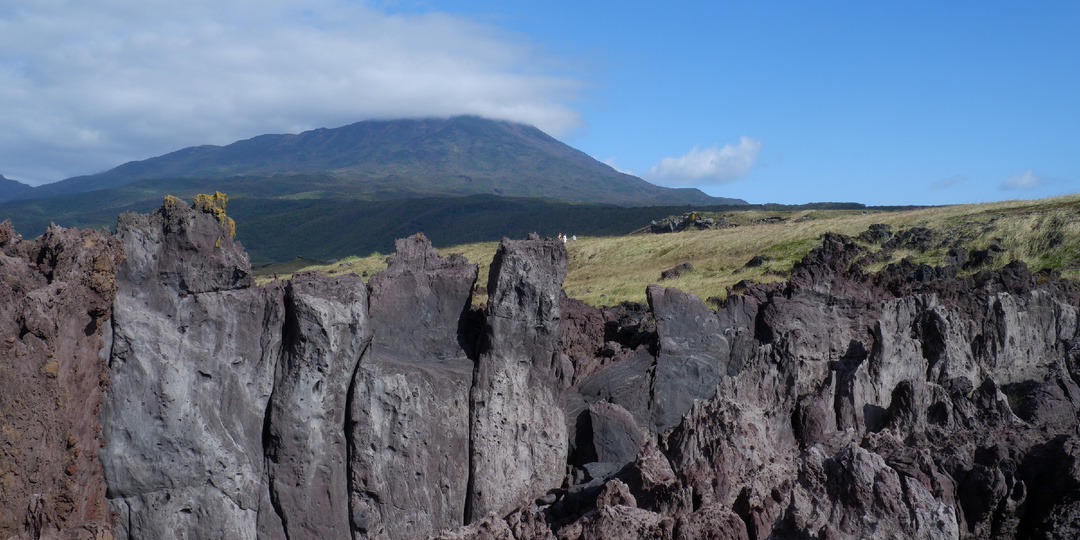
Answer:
255 193 1080 307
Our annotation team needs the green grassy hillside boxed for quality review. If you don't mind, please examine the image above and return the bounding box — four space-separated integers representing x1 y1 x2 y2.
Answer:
0 187 808 263
258 194 1080 307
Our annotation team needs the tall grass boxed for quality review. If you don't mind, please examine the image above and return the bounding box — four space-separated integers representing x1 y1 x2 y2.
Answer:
255 194 1080 307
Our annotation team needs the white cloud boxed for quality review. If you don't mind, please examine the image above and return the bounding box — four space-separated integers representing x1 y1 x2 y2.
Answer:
646 137 762 185
0 0 585 184
932 175 967 189
601 157 634 176
1001 170 1042 190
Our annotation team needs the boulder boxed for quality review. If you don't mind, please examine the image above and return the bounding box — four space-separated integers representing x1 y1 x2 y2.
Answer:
660 262 693 280
587 402 647 466
647 285 745 432
743 255 771 268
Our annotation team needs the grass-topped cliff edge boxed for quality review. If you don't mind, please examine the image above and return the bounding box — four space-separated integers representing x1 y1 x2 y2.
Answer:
256 193 1080 307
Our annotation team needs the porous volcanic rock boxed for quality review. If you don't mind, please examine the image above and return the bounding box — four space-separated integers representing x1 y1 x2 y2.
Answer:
349 233 477 538
100 199 287 539
467 236 569 522
8 200 1080 539
440 231 1080 539
775 443 959 539
0 221 122 539
266 272 370 539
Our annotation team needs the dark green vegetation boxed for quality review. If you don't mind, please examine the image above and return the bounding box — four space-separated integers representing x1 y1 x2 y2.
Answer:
0 116 757 261
0 182 747 262
0 175 31 201
267 194 1080 307
0 184 896 263
5 116 740 206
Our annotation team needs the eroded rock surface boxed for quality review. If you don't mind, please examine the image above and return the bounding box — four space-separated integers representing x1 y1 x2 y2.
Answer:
101 201 286 539
266 272 370 539
6 205 1080 540
468 236 569 522
0 221 122 539
443 230 1080 539
349 234 477 538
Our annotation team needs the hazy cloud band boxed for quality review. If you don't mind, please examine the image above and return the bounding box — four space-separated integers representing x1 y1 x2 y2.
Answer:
0 0 584 184
1001 170 1043 191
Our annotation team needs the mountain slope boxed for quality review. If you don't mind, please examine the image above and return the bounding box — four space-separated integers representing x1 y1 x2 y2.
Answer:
0 174 31 201
15 116 744 207
0 185 750 262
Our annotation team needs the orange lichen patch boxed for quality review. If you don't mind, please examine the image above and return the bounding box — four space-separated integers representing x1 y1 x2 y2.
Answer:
41 361 59 378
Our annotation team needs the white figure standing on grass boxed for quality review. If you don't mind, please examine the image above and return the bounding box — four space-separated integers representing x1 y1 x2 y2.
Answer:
560 233 567 244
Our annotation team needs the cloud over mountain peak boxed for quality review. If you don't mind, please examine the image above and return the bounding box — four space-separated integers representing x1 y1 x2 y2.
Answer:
0 0 584 185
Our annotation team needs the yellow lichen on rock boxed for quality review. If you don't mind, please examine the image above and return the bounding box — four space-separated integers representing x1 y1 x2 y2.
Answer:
194 191 236 238
163 194 184 210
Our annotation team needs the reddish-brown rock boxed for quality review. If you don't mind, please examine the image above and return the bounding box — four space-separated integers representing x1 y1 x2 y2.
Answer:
0 221 123 539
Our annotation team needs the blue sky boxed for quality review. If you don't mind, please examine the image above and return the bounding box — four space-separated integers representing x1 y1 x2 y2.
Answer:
1 1 1077 205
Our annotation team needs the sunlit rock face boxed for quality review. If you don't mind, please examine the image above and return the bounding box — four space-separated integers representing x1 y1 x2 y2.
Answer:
101 201 287 539
348 234 477 538
4 199 1080 539
467 236 569 523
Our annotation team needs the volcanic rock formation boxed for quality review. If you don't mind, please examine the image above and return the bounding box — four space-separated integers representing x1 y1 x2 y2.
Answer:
2 198 1080 539
0 220 121 539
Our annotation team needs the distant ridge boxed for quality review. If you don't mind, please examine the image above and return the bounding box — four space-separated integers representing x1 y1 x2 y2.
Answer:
0 174 32 201
13 116 745 207
0 116 751 261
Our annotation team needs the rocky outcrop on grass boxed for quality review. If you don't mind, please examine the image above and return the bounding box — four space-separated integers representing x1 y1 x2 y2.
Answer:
659 262 694 280
649 212 725 234
3 200 1080 539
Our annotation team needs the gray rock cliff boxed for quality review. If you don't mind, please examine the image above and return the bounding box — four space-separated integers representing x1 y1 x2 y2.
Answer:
467 235 569 522
267 272 370 539
4 203 1080 539
349 233 477 538
101 199 286 539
